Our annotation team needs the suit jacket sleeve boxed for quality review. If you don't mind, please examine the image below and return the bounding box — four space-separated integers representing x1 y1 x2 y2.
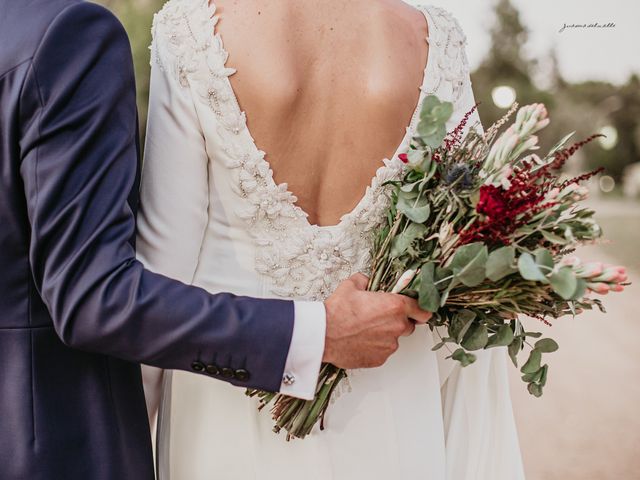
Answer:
18 1 294 392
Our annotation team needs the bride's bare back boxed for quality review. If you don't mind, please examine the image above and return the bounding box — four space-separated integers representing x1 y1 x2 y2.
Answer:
215 0 429 226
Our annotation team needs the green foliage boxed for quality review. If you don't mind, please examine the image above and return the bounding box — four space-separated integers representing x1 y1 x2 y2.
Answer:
486 246 517 281
390 223 427 258
451 348 477 367
95 0 166 138
417 96 454 148
549 267 578 300
418 263 440 312
486 324 515 348
449 242 489 287
517 252 547 282
397 195 431 223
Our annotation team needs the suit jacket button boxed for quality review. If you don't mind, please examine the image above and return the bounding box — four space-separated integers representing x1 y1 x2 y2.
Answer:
206 364 220 376
191 361 205 372
234 369 250 381
221 367 234 378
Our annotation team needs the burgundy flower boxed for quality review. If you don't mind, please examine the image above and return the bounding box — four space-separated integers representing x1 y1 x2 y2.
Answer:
477 185 508 217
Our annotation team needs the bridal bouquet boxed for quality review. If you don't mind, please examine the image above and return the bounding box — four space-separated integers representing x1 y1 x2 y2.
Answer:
248 95 629 440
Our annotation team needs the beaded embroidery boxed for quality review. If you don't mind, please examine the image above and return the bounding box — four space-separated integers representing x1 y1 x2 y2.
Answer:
151 0 472 301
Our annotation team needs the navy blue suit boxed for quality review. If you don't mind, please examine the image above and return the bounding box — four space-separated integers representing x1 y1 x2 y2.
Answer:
0 1 295 478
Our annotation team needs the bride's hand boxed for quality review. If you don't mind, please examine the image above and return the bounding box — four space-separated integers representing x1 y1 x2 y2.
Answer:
322 273 432 369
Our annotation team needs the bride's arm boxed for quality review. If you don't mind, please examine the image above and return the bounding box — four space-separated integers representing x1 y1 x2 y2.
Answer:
134 22 214 424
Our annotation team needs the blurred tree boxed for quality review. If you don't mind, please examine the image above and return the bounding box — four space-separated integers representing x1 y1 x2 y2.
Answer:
95 0 164 138
471 0 553 132
470 0 639 186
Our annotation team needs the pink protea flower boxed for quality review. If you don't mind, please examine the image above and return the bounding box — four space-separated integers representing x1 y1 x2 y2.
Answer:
560 256 582 268
593 266 625 283
483 103 550 175
576 261 605 279
587 282 610 295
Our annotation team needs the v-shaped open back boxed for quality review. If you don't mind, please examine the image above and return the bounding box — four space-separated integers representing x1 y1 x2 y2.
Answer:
212 3 434 229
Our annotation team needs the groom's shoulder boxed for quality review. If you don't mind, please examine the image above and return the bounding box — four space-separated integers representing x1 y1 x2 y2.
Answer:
0 0 127 76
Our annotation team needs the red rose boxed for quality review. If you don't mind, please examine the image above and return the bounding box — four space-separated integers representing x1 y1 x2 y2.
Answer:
398 153 408 164
477 185 508 217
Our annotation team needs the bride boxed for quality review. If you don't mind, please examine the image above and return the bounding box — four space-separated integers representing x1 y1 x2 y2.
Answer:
137 0 525 478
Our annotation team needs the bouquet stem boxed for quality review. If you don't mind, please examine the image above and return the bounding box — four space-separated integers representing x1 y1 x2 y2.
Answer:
248 364 348 440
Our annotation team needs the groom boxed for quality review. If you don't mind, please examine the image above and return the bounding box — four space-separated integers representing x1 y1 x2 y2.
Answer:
0 0 430 479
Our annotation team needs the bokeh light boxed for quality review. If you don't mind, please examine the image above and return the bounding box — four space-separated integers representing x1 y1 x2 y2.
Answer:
598 125 619 150
491 85 516 108
599 175 616 193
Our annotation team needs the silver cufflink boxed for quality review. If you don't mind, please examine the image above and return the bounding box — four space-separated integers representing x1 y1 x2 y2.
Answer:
282 373 296 386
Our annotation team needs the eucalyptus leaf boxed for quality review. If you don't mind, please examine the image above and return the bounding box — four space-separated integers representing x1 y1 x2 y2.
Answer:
398 202 431 223
451 348 477 367
435 266 452 282
461 324 489 351
534 338 559 353
571 277 588 300
534 248 554 270
527 382 543 397
486 246 517 281
418 263 440 312
420 262 435 282
524 331 543 338
521 369 543 383
541 230 567 244
423 157 439 182
450 242 488 287
549 267 578 300
518 253 547 282
449 310 476 343
417 96 453 148
390 223 427 257
486 325 515 349
400 179 422 193
508 337 523 367
539 364 549 387
521 349 542 374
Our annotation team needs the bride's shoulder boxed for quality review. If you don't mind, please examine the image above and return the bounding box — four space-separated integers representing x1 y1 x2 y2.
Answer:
415 4 468 43
153 0 211 24
151 0 213 46
150 0 230 82
418 4 470 69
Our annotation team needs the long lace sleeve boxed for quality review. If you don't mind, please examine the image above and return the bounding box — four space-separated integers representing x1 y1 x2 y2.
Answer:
136 24 210 283
136 19 211 425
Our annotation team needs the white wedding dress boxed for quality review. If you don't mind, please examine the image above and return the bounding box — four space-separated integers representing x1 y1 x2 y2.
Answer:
137 1 526 478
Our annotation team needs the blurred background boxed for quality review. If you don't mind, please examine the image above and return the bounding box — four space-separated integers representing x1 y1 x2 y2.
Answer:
99 0 640 478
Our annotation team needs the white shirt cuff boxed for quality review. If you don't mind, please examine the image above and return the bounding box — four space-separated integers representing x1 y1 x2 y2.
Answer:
279 301 326 400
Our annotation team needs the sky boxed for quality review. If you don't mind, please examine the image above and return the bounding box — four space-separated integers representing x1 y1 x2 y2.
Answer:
406 0 639 85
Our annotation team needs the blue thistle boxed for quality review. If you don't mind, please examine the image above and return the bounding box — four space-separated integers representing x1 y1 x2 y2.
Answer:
444 163 474 190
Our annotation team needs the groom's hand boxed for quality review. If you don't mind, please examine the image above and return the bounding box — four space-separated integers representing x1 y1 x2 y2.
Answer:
322 273 432 369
